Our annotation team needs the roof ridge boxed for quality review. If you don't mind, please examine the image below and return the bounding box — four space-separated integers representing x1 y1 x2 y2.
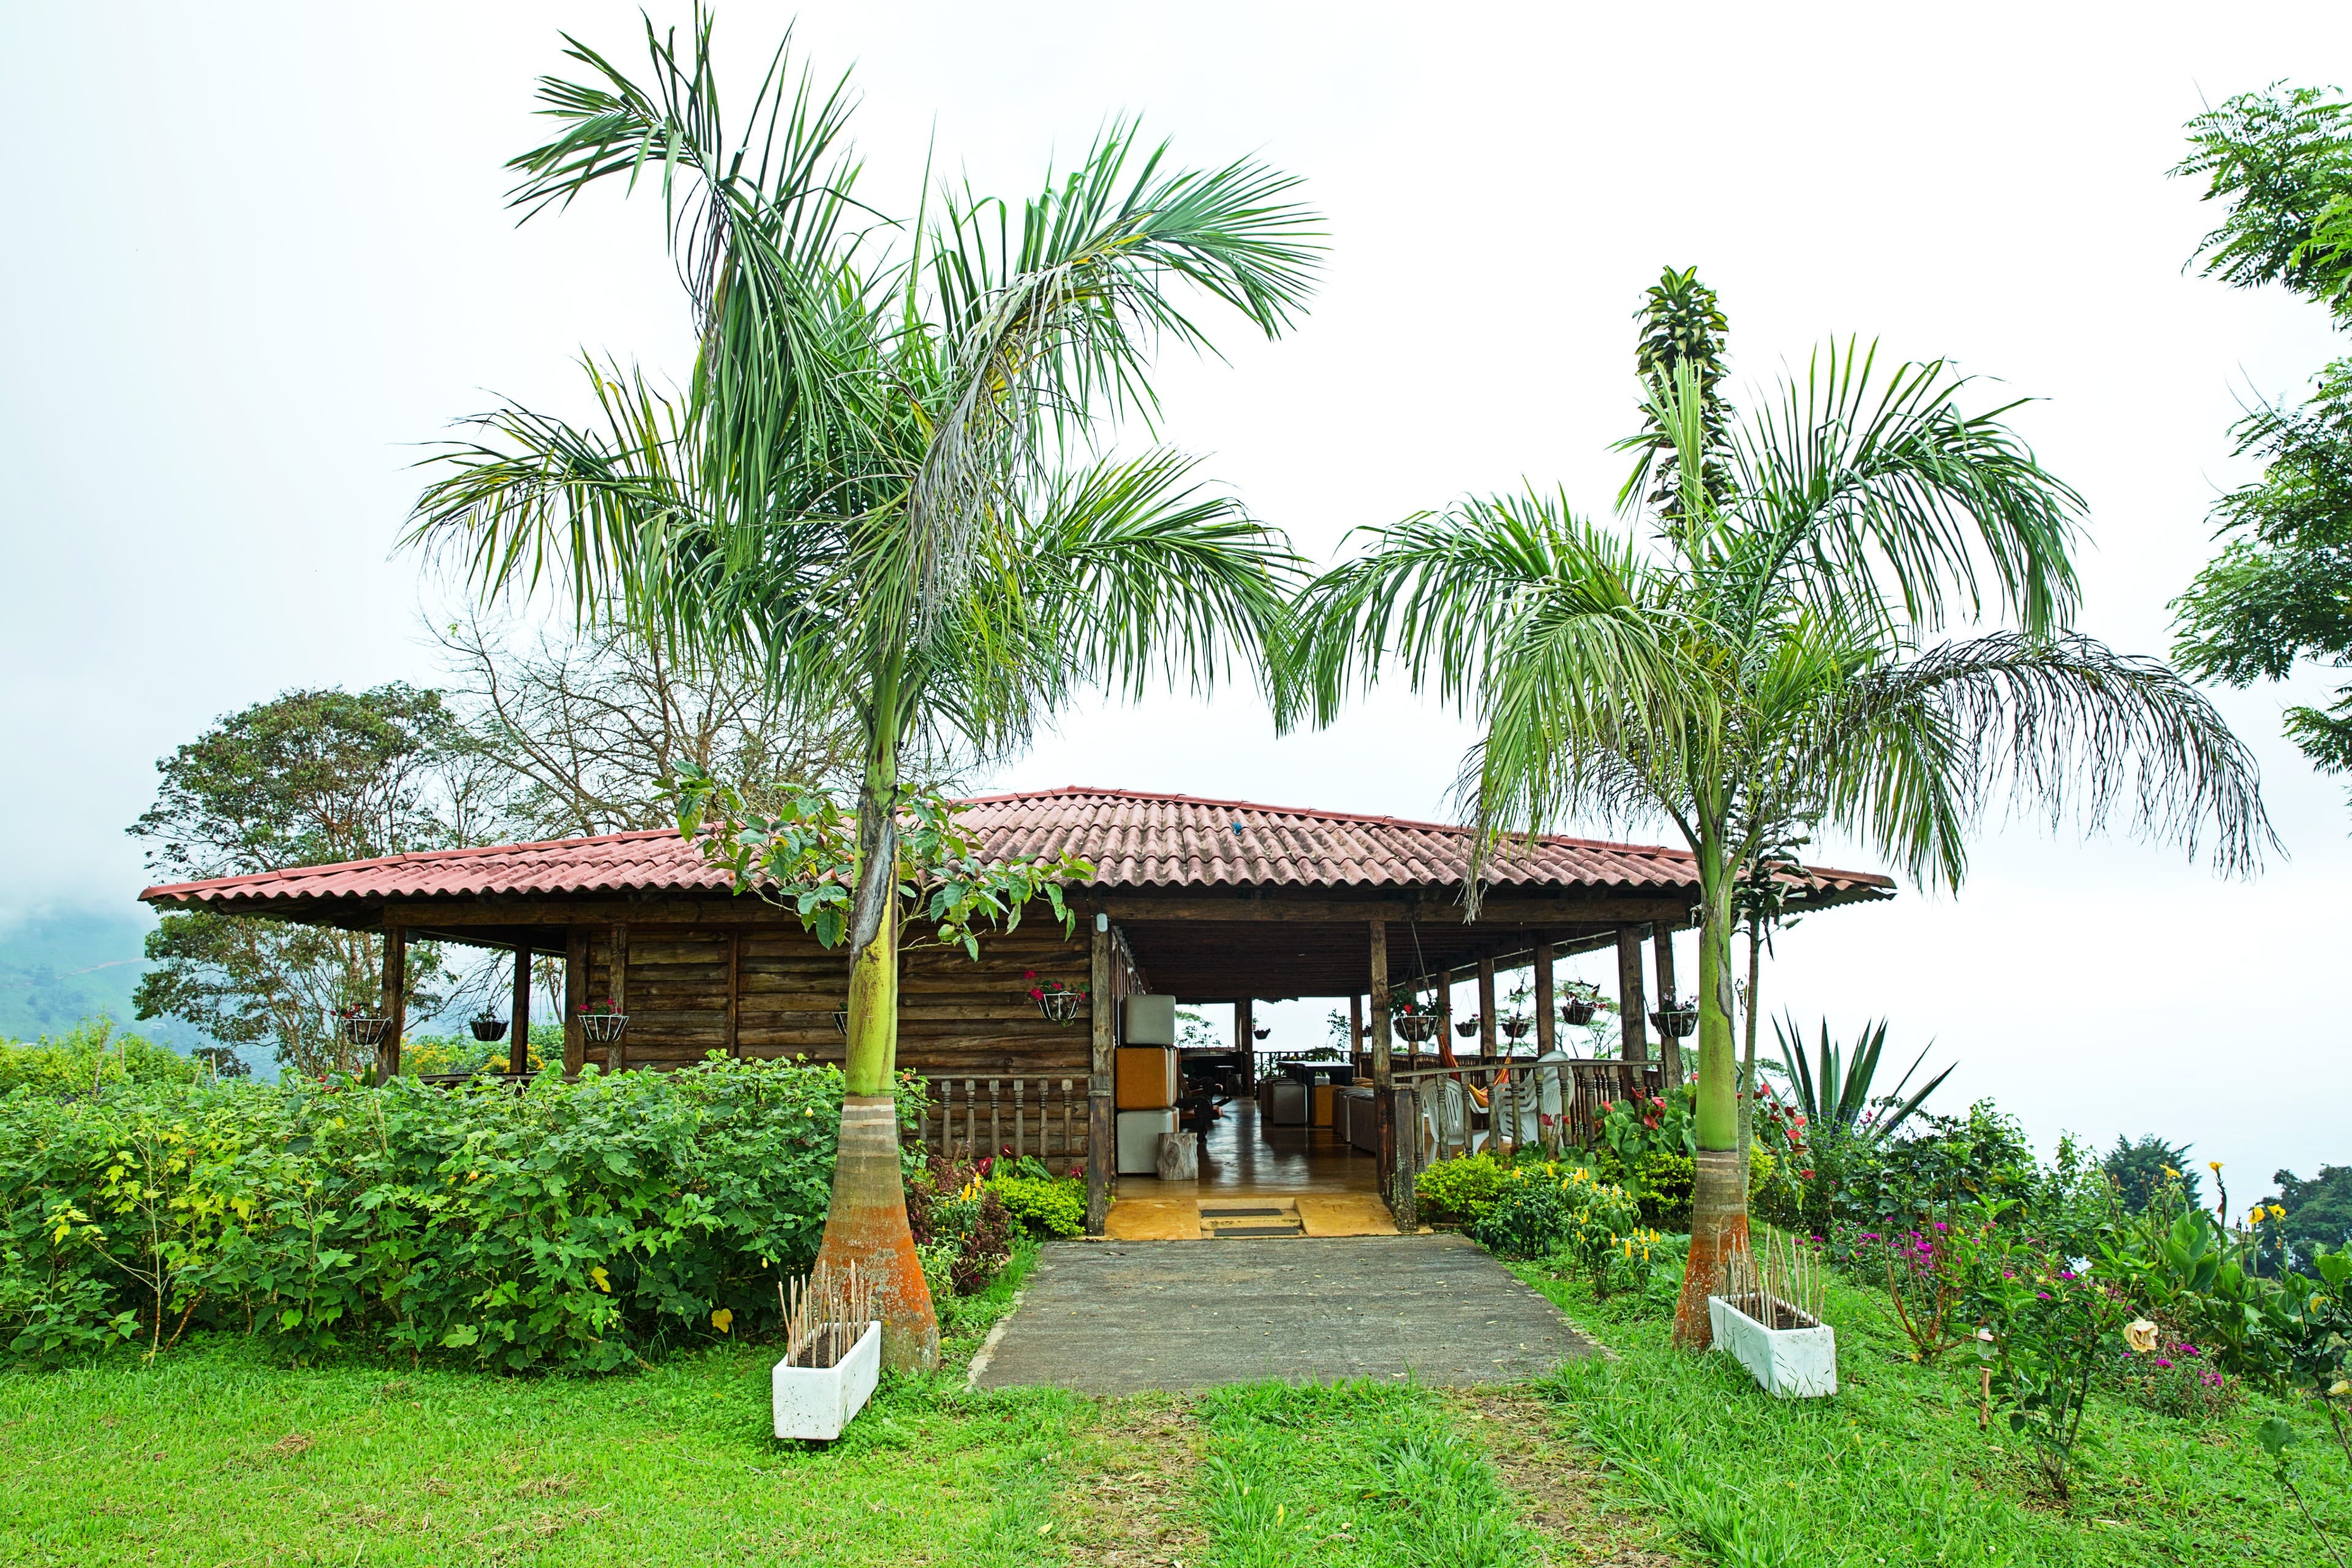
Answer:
956 785 1697 862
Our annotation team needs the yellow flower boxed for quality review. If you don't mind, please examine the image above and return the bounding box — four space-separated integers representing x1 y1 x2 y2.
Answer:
2209 1160 2223 1172
2270 1205 2287 1221
2250 1206 2267 1226
2125 1319 2158 1354
711 1308 733 1334
2161 1166 2179 1179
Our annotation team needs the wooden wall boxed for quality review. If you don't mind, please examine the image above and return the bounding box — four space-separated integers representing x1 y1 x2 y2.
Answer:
576 919 1109 1077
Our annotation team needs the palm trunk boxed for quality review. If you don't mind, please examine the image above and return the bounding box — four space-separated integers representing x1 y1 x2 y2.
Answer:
1736 919 1761 1171
810 725 938 1371
1673 842 1749 1349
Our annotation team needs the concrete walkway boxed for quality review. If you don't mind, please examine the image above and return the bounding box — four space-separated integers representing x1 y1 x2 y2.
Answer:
971 1235 1598 1395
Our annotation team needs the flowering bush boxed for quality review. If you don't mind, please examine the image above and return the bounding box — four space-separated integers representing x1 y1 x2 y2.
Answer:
1415 1152 1513 1226
1969 1206 2133 1499
905 1154 1013 1295
2110 1321 2245 1421
1470 1163 1643 1273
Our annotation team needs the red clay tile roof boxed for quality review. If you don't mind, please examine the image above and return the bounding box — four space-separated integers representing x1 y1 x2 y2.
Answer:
140 785 1894 916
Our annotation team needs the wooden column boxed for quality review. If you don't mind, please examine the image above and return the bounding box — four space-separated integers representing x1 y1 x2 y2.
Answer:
1436 972 1453 1062
1532 939 1556 1057
1652 922 1682 1084
563 928 586 1076
508 943 531 1076
1616 924 1649 1063
1371 918 1414 1226
1085 914 1114 1236
608 922 629 1074
1237 997 1256 1087
1349 995 1364 1076
725 929 742 1060
1477 956 1498 1060
378 922 406 1085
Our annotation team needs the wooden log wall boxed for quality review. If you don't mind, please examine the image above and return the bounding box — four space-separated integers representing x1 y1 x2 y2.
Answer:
579 921 1101 1077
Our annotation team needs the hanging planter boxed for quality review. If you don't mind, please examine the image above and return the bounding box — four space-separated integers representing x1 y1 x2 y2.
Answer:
1501 1016 1532 1041
1561 982 1604 1028
1395 1015 1439 1044
1652 998 1699 1039
469 1014 509 1043
1252 1023 1271 1041
1453 1016 1480 1039
1023 972 1088 1025
338 1011 391 1048
578 1000 629 1046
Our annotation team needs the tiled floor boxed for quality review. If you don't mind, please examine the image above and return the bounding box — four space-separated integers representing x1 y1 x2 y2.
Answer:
1114 1097 1382 1202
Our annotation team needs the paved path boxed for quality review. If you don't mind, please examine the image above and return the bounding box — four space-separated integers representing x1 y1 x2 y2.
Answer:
971 1235 1598 1395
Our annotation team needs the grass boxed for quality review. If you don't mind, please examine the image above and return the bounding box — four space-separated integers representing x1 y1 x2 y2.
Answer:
6 1231 2343 1566
1511 1252 2350 1567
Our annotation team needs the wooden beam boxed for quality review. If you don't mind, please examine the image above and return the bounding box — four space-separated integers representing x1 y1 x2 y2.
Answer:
564 928 586 1075
1617 925 1649 1064
608 922 629 1074
1085 916 1114 1236
379 922 406 1085
1532 939 1556 1058
1477 956 1497 1059
508 943 531 1076
1652 923 1681 1084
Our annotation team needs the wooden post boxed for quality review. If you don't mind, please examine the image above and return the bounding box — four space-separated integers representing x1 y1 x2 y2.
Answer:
1371 918 1415 1227
725 929 741 1060
379 922 406 1085
1652 922 1682 1084
1349 994 1364 1076
1436 972 1453 1062
1237 997 1256 1086
508 943 531 1076
1477 956 1498 1060
1533 939 1556 1057
1085 914 1115 1236
1617 924 1649 1064
563 928 586 1077
608 922 629 1074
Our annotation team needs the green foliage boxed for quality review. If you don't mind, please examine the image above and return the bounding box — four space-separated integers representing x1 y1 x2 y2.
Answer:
0 1057 920 1370
0 1018 200 1096
903 1156 1015 1296
1967 1216 2133 1499
398 1022 562 1078
2261 1164 2352 1273
1632 1150 1693 1229
1774 1015 1952 1147
1469 1162 1643 1271
986 1174 1085 1240
1412 1151 1511 1226
2171 84 2352 798
2103 1133 2202 1212
129 684 480 1078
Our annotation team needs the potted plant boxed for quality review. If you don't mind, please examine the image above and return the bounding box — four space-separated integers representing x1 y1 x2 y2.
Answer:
1252 1022 1272 1041
1453 1016 1480 1039
1390 995 1441 1043
1500 1016 1532 1041
1652 995 1699 1039
772 1264 881 1441
1022 971 1089 1023
469 1011 509 1042
1707 1234 1835 1397
336 1006 391 1047
1560 981 1603 1027
577 997 629 1046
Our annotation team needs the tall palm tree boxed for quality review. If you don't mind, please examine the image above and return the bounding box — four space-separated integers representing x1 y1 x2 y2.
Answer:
408 12 1319 1368
1286 286 2270 1349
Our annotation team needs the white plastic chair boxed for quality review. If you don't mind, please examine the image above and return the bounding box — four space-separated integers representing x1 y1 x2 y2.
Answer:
1533 1050 1570 1148
1438 1077 1490 1158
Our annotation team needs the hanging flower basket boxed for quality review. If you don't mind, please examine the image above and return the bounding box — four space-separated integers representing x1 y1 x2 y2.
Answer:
1453 1016 1480 1039
339 1013 391 1048
578 1000 628 1046
1561 1000 1596 1027
1653 1002 1698 1039
1395 1015 1439 1044
1252 1023 1271 1041
469 1016 509 1042
1501 1016 1532 1041
1023 972 1088 1025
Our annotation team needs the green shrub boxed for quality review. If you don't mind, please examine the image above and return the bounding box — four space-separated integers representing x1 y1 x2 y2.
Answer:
0 1056 924 1370
1472 1164 1637 1261
989 1175 1085 1239
1415 1153 1511 1225
1632 1151 1694 1229
0 1019 200 1096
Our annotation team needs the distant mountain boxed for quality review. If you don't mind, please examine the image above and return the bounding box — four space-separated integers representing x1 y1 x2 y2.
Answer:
0 906 247 1063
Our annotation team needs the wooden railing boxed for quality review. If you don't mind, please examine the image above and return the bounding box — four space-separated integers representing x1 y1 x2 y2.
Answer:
1395 1057 1665 1170
912 1076 1085 1173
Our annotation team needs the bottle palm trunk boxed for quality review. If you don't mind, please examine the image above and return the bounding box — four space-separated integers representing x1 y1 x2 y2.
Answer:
1674 846 1746 1348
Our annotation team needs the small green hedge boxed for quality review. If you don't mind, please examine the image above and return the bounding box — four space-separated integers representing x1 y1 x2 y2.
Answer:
989 1174 1086 1238
0 1057 923 1371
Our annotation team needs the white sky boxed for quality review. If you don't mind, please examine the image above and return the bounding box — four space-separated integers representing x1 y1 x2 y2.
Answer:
3 2 2346 1196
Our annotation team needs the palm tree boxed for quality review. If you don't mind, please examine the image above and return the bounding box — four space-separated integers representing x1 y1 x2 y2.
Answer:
407 12 1319 1368
1285 279 2270 1349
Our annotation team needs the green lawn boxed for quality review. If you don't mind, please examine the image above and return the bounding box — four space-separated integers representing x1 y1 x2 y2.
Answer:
4 1239 2341 1566
1512 1257 2347 1567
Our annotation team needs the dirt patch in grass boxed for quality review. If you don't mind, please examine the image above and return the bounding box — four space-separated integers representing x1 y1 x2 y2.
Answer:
1455 1390 1687 1566
1056 1400 1208 1566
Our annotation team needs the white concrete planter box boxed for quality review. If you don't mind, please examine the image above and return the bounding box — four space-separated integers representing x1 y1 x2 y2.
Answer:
772 1320 881 1441
1708 1295 1837 1398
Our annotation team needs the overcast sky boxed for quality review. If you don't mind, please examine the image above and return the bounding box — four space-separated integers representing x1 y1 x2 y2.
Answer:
4 2 2346 1194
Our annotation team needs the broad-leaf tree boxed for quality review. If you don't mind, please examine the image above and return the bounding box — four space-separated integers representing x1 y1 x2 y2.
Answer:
2170 85 2352 802
1286 274 2270 1348
409 13 1316 1368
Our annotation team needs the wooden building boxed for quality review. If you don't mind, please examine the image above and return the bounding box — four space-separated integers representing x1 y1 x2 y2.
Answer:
140 786 1893 1231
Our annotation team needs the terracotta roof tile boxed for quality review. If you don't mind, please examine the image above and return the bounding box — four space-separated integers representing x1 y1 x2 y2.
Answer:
140 785 1894 913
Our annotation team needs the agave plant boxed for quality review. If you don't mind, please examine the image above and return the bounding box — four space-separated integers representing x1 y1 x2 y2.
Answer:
1773 1016 1953 1147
